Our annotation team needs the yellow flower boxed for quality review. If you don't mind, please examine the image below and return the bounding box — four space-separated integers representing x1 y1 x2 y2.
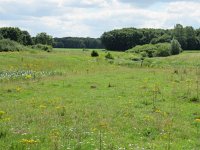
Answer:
39 105 47 109
0 111 6 119
20 139 39 144
50 129 60 137
2 117 11 122
99 121 108 129
0 111 5 115
16 87 21 92
144 115 154 121
55 106 65 109
155 109 161 113
195 118 200 122
25 74 32 79
91 128 97 132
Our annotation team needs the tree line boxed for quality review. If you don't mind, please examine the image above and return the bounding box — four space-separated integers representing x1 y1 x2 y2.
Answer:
0 27 53 46
0 27 104 49
1 25 200 51
53 37 104 49
101 24 200 51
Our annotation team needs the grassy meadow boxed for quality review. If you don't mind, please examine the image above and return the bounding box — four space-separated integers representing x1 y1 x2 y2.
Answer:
0 49 200 150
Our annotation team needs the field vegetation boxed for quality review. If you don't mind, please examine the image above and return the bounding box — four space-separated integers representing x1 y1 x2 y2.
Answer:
0 49 199 149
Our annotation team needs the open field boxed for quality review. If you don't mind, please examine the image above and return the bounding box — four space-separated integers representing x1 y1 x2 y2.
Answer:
0 49 200 150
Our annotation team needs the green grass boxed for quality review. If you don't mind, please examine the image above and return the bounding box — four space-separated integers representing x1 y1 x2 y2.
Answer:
0 49 200 149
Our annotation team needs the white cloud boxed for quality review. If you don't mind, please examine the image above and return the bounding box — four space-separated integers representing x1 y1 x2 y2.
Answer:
0 0 200 37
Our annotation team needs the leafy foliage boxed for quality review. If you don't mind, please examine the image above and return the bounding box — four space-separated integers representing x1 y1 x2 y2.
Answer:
0 27 33 45
0 34 3 40
101 24 200 51
127 43 172 57
34 32 54 46
0 39 24 52
54 37 103 49
105 52 114 59
171 39 182 55
91 50 99 57
31 44 53 52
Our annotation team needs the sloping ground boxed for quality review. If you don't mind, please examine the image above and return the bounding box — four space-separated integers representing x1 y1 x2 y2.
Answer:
144 51 200 68
0 49 199 149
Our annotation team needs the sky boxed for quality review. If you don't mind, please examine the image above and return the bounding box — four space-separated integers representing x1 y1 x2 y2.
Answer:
0 0 200 38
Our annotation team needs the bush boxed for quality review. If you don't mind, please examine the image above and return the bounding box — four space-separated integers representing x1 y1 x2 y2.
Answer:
127 43 172 57
154 43 171 57
132 57 141 61
91 50 99 57
0 34 3 40
127 44 157 57
0 39 24 52
140 51 147 57
31 44 53 52
171 39 182 55
105 52 114 59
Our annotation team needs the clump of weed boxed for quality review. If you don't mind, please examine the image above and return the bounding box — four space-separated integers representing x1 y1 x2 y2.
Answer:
108 82 114 88
190 97 199 103
91 85 97 89
132 57 141 61
91 50 99 57
173 69 179 74
31 44 53 52
105 52 114 59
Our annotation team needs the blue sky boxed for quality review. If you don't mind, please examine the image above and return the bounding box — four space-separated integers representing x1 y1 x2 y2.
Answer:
0 0 200 37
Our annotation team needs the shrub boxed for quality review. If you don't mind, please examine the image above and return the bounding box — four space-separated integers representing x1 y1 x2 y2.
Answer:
105 52 114 59
127 43 172 57
0 34 3 40
127 44 157 57
140 51 147 57
132 57 141 61
31 44 53 52
91 50 99 57
154 43 171 57
171 39 182 55
0 39 24 52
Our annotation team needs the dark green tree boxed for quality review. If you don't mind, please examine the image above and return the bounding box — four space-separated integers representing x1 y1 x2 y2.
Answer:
0 34 3 40
173 24 187 49
171 39 182 55
185 26 198 50
0 27 33 45
54 37 103 49
35 32 54 46
0 27 22 43
21 31 33 45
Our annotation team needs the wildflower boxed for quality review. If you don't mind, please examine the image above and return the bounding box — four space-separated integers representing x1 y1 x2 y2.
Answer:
153 86 160 93
55 106 65 109
195 118 200 122
50 129 60 138
99 121 108 129
16 87 21 92
155 109 161 113
2 117 11 122
20 139 40 144
0 111 6 119
39 105 46 109
0 111 5 115
25 74 32 79
144 115 153 121
92 128 97 132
